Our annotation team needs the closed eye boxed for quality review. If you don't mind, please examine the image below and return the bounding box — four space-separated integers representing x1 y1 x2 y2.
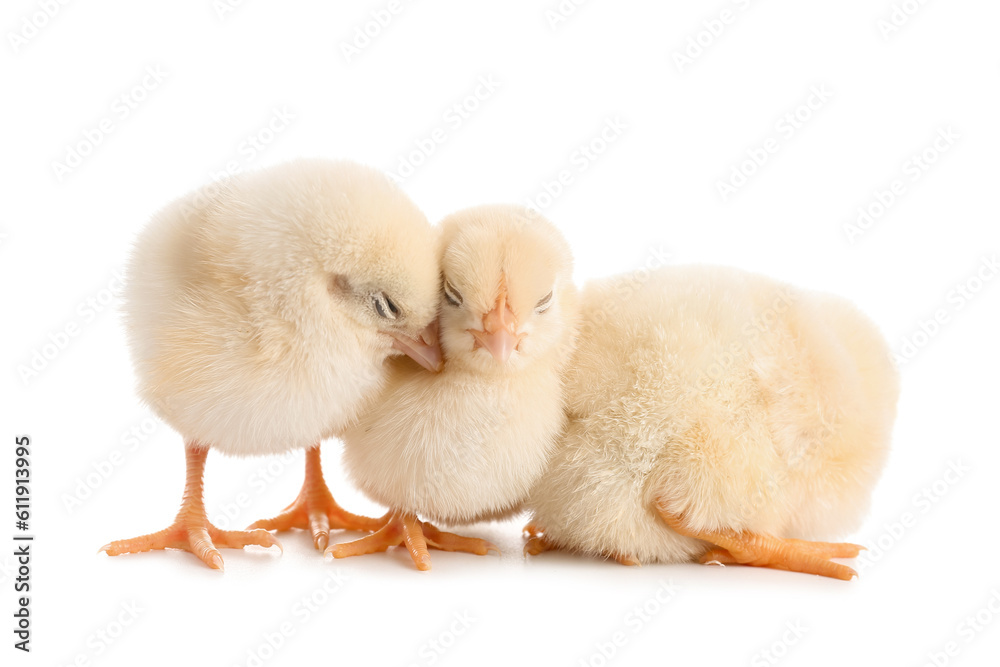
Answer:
443 279 463 307
535 290 553 313
372 292 400 320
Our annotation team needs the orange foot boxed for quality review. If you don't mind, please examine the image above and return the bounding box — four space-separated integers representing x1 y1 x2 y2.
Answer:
658 506 863 581
249 446 385 550
326 511 499 571
101 446 280 570
522 521 542 538
523 532 552 557
522 528 638 565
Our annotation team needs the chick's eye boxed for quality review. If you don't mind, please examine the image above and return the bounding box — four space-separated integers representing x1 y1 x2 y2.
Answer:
443 280 463 307
535 290 554 314
372 292 399 320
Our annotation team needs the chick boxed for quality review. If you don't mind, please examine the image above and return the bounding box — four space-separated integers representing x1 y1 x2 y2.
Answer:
101 159 442 570
329 204 578 570
525 266 899 580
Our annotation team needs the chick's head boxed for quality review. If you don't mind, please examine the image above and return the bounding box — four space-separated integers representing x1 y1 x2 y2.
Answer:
437 204 576 373
212 159 442 370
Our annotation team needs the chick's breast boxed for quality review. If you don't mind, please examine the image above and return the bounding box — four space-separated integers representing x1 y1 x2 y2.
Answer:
342 359 566 525
528 266 899 563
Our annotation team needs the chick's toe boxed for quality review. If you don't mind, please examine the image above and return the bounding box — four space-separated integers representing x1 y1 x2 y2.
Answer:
248 447 384 550
659 507 858 581
101 446 280 570
326 511 497 571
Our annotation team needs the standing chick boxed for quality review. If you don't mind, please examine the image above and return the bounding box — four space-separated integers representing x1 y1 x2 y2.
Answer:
330 204 578 570
526 266 899 580
102 159 442 570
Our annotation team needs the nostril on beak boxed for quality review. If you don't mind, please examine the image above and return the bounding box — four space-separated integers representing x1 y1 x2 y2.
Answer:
483 303 517 336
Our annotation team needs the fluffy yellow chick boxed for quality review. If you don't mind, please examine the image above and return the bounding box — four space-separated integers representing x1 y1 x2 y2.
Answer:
525 266 899 580
329 204 579 570
101 159 442 570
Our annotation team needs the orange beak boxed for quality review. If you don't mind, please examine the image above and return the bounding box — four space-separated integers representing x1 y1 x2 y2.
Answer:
391 321 443 372
469 283 524 364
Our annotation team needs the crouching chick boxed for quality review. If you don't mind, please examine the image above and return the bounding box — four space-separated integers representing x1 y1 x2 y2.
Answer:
526 266 899 580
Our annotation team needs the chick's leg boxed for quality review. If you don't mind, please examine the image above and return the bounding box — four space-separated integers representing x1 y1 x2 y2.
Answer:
657 506 862 581
248 446 385 550
326 511 499 571
101 444 280 570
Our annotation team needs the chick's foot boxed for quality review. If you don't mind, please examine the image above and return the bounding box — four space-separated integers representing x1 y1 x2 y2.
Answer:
248 446 385 550
326 511 499 571
100 522 280 571
523 530 638 565
522 521 543 538
100 445 280 570
658 507 862 581
523 532 554 557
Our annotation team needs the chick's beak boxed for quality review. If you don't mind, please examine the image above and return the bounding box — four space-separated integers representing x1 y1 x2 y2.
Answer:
391 321 443 372
469 293 524 364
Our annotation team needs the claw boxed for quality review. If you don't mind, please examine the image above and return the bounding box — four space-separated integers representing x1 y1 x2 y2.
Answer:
102 446 282 571
249 447 385 549
658 505 861 581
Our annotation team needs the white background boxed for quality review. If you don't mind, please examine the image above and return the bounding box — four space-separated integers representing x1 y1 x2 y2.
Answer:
2 0 999 665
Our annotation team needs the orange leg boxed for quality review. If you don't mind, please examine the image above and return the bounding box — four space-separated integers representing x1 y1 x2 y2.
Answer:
248 446 385 550
657 505 862 581
326 511 499 571
101 445 280 570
